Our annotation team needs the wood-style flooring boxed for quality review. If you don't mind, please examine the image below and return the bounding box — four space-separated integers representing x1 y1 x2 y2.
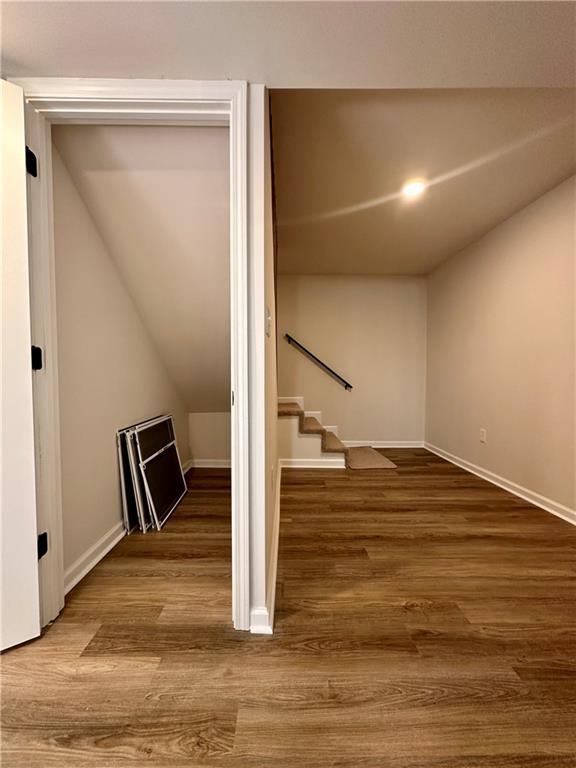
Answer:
2 451 576 767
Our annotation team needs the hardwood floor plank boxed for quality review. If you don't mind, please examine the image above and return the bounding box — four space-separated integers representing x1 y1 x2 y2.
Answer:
234 699 576 761
2 456 575 766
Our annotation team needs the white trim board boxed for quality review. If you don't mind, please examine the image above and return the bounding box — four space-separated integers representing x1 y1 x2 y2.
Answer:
13 77 252 633
249 606 273 635
425 442 576 527
64 521 125 594
279 457 346 469
343 441 425 448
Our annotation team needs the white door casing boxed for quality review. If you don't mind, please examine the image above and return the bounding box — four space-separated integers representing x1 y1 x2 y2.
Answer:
8 78 251 632
24 101 65 627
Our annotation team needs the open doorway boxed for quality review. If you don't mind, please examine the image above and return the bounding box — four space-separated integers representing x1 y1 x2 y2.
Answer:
0 80 253 652
49 124 233 618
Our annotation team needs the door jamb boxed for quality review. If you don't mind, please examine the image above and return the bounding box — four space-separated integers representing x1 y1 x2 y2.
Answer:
11 78 251 631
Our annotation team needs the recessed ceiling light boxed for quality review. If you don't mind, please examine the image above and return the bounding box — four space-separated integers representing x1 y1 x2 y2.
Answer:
401 179 427 200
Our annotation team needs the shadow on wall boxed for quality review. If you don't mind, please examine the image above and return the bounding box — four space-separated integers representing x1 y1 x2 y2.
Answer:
52 124 231 415
188 412 231 466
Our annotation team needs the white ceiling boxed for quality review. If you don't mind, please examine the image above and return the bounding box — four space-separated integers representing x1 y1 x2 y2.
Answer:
2 2 574 88
53 125 230 412
272 89 576 275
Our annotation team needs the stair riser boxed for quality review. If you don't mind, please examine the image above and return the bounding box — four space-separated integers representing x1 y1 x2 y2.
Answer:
278 398 347 462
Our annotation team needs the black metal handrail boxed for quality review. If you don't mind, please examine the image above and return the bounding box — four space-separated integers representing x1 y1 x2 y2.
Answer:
284 334 353 391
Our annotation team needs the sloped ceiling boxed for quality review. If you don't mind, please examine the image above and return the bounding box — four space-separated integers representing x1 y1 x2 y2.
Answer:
53 125 230 412
272 89 576 275
2 2 574 88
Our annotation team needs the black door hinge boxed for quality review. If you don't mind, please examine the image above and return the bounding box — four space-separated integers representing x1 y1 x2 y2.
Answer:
37 532 48 560
31 345 43 370
26 146 38 177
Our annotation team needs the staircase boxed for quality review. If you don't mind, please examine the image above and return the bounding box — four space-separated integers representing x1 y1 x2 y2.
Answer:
278 400 397 470
279 399 347 454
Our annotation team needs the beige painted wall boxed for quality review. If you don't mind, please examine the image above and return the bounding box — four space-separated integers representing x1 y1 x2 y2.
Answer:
5 3 576 88
188 413 231 463
53 149 190 571
426 176 576 510
264 92 279 586
246 85 280 625
278 275 427 442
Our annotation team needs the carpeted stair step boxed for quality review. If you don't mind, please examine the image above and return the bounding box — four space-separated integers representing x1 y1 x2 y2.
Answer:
322 430 347 454
346 446 397 470
278 400 396 469
278 402 304 417
301 416 324 435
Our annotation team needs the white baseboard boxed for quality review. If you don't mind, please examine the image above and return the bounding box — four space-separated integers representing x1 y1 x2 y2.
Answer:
343 440 425 448
187 459 231 468
250 606 273 634
64 521 125 594
279 457 346 469
181 458 194 473
425 442 576 527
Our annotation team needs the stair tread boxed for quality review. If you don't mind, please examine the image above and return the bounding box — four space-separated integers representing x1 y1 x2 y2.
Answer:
278 402 304 417
301 416 324 435
346 446 397 470
323 431 346 453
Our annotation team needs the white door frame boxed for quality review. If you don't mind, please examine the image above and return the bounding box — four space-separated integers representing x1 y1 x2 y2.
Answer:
11 78 251 631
